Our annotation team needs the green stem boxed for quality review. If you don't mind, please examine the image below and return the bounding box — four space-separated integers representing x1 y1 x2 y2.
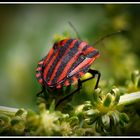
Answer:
0 92 140 117
118 91 140 107
0 106 18 117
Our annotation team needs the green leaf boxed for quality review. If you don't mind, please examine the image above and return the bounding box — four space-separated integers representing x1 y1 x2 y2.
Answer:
84 109 100 125
109 111 120 126
93 88 102 105
110 88 120 105
119 113 129 123
68 116 79 127
103 93 112 107
39 103 46 114
49 100 56 113
11 116 22 126
131 70 140 85
15 109 25 116
0 114 10 124
101 114 110 129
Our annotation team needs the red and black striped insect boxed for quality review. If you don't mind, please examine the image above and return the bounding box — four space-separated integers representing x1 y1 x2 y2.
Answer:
36 38 101 107
35 29 122 107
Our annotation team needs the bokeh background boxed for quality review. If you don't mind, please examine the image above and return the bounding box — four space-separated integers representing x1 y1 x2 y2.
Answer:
0 4 140 112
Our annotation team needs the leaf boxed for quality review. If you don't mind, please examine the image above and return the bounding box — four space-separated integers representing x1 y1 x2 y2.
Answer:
103 93 112 107
101 114 110 129
49 100 56 113
109 111 120 126
119 113 129 126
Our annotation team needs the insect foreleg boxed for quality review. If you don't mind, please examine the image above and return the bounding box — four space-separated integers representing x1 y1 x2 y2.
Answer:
81 69 101 89
36 85 46 97
55 79 82 108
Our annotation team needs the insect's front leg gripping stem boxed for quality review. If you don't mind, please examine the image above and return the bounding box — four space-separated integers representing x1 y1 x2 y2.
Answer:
81 69 101 89
91 70 101 89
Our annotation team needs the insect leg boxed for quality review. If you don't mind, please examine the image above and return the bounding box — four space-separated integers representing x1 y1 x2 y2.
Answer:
36 85 46 97
81 69 101 89
56 79 82 108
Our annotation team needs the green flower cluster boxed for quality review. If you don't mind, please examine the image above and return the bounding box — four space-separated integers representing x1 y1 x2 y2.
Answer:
0 108 27 135
0 69 140 136
74 87 129 135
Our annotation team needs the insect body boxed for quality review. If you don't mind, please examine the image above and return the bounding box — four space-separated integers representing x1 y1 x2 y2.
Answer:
36 38 101 106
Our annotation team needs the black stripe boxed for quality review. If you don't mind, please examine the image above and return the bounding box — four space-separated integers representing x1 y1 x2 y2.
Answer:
82 45 90 52
66 48 98 79
45 39 74 82
87 50 99 58
53 40 63 49
43 47 57 71
74 64 90 80
81 64 91 74
66 45 94 78
67 55 85 78
51 40 81 85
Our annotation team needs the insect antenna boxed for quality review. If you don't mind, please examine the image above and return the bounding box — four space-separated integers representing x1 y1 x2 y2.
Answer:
68 21 81 39
93 30 124 46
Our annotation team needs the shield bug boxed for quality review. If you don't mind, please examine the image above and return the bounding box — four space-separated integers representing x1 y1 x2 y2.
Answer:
36 28 122 107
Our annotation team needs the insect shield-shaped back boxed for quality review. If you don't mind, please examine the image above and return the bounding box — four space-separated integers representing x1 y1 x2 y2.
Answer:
36 38 100 90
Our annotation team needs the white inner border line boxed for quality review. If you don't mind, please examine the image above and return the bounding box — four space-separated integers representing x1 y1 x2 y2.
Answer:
0 2 140 4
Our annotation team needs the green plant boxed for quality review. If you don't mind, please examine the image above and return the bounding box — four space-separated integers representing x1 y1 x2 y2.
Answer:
0 69 140 136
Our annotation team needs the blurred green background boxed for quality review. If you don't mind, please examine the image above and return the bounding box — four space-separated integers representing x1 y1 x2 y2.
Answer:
0 4 140 111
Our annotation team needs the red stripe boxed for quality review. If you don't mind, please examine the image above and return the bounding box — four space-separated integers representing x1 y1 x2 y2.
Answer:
56 52 80 84
56 41 88 83
68 57 96 77
56 42 87 84
64 80 70 86
43 50 59 80
43 48 54 65
83 46 95 55
43 39 70 81
78 41 88 51
58 39 69 47
61 39 69 46
49 39 77 85
43 39 69 81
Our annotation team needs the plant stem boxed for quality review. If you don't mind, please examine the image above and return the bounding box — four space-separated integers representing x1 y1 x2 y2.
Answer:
0 106 18 117
0 92 140 116
118 91 140 107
